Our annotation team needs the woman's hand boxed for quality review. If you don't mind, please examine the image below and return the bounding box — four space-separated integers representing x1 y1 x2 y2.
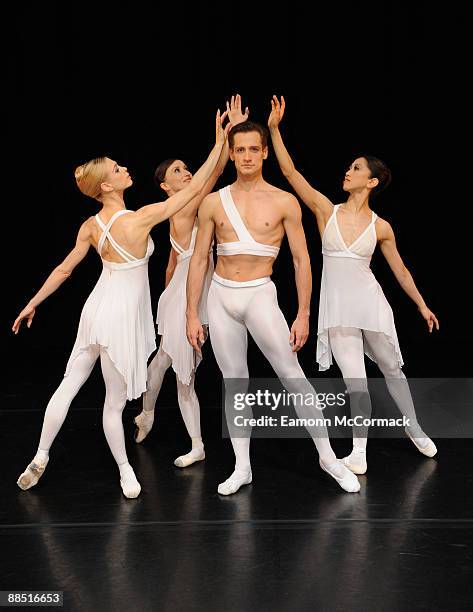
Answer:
12 304 36 334
268 94 286 130
216 109 231 146
419 305 439 333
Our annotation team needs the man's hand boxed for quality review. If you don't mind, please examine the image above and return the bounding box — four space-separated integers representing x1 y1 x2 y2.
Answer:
186 314 205 353
268 95 285 130
289 314 309 352
12 304 36 334
226 93 249 126
418 305 439 333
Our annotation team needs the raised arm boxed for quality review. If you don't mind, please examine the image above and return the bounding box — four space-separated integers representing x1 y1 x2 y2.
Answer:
268 96 334 226
282 195 313 351
135 110 230 231
378 218 439 332
12 220 93 333
176 94 250 221
186 195 216 353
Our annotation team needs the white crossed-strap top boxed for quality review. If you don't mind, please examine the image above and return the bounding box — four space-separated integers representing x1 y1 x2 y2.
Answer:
322 204 378 260
216 186 280 259
170 223 198 263
95 209 154 268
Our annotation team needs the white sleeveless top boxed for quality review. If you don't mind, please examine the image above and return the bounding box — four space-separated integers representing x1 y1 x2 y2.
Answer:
65 210 156 399
216 186 280 258
156 222 214 385
317 204 404 371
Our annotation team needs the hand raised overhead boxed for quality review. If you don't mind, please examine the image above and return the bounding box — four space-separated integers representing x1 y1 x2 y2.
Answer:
268 94 286 130
226 93 249 126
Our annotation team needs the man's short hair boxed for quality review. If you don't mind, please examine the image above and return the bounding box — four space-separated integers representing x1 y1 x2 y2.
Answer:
228 121 269 149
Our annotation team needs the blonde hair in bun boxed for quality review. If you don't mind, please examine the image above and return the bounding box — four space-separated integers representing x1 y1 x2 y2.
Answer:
75 157 108 200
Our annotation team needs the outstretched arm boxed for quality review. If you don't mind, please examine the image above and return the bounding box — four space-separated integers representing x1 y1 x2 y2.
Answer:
282 195 313 351
12 220 92 333
186 195 215 353
268 95 334 225
378 219 439 332
136 110 231 231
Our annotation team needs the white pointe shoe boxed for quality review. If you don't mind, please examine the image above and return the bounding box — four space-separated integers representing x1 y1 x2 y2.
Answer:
217 469 252 496
17 457 49 490
341 453 368 475
174 447 205 468
405 428 437 458
120 465 142 499
134 410 154 443
319 459 361 493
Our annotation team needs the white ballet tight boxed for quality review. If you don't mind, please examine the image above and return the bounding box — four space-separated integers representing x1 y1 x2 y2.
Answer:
37 345 130 467
328 326 426 450
207 279 338 472
142 341 201 439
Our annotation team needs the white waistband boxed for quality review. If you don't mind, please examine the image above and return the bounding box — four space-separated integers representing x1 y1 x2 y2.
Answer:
212 272 271 288
216 241 279 258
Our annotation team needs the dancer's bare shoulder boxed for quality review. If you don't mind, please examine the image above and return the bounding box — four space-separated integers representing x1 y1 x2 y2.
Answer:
373 214 395 242
197 190 221 221
80 216 97 239
266 185 301 215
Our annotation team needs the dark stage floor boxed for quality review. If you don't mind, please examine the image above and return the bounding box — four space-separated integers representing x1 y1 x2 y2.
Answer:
1 404 471 612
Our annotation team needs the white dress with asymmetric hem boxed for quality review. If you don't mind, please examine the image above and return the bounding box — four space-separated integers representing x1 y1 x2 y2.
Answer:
65 210 156 400
156 223 214 385
317 204 403 371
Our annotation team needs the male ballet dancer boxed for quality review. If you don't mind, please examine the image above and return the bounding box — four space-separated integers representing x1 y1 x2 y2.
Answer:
186 120 360 495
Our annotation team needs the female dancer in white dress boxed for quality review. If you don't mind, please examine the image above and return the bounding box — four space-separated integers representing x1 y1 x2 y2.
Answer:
12 111 229 497
134 95 249 469
268 96 439 475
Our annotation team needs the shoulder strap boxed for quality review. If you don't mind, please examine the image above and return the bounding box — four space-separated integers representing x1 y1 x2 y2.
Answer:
218 186 255 242
96 210 137 262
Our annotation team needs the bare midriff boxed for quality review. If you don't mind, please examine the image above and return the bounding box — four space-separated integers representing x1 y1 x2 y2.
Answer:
215 254 275 282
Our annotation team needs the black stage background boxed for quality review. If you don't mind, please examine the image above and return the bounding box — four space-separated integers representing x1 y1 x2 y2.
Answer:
2 4 473 611
3 2 470 410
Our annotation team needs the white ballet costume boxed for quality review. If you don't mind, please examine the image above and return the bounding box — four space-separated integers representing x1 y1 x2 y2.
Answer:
135 223 214 468
17 210 156 498
207 186 360 495
317 205 437 473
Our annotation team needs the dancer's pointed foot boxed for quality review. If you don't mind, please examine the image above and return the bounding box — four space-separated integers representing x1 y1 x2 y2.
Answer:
174 446 205 468
134 410 154 443
341 448 367 475
17 456 49 490
319 459 361 493
119 463 141 498
217 469 252 496
405 427 437 458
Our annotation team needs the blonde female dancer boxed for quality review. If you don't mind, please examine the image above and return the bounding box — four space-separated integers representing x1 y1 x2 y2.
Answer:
268 96 439 475
134 95 249 469
12 110 230 497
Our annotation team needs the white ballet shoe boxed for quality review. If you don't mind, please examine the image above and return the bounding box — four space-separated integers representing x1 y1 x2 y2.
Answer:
319 459 361 493
405 428 437 458
134 410 154 443
17 457 49 490
341 452 368 475
120 465 141 499
174 447 205 468
217 469 252 496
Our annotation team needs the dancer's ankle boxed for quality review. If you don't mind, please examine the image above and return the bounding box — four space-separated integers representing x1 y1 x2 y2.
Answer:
36 449 49 463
